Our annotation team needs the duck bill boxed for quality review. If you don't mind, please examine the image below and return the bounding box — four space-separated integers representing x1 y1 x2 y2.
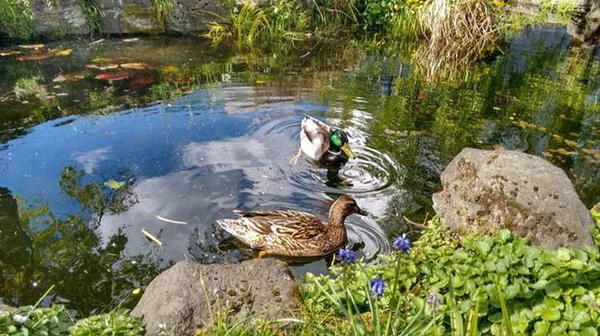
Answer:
340 143 355 159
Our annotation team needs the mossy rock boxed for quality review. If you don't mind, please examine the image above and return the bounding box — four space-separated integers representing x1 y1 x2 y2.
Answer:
122 3 162 34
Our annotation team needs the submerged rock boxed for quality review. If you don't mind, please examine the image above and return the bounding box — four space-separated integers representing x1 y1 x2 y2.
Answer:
433 148 594 248
131 259 300 336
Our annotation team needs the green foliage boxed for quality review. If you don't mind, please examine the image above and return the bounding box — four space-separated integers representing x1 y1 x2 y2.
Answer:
0 305 73 336
539 0 575 22
14 76 45 99
204 0 270 48
77 0 102 35
302 217 600 335
69 309 143 336
0 0 35 41
152 0 174 30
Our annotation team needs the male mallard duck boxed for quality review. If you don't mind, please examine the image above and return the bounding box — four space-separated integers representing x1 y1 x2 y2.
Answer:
290 115 355 166
216 196 366 257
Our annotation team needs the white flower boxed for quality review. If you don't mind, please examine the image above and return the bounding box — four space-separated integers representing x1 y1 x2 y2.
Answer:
13 314 28 324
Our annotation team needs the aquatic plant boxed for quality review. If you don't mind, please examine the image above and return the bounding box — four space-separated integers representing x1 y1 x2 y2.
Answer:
13 76 46 99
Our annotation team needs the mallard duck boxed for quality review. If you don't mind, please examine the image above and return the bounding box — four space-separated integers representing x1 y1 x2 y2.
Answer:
290 115 355 166
216 195 367 257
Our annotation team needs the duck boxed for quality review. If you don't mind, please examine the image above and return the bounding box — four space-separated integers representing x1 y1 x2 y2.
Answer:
216 195 367 258
290 115 356 166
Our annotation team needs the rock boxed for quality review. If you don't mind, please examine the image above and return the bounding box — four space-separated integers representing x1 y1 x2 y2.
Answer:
131 259 300 336
568 0 600 44
30 0 90 37
0 303 17 314
165 0 228 34
433 148 594 248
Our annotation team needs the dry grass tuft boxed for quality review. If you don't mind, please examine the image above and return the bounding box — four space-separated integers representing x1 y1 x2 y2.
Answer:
417 0 506 81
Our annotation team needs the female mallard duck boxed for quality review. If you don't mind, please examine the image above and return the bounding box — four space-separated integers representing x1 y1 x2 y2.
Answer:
216 196 366 257
290 115 355 166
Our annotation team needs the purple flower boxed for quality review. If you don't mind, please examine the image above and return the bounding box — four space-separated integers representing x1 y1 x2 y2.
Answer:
392 233 411 252
427 292 442 310
370 276 385 297
336 247 357 264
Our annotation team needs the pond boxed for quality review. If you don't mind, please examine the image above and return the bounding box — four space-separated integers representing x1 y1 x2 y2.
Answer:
0 25 598 315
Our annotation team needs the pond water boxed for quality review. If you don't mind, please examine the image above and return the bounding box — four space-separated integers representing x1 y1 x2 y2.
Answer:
0 26 599 315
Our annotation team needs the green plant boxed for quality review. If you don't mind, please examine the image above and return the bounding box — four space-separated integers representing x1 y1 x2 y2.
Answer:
69 309 143 336
77 0 102 35
0 0 35 40
14 76 46 99
302 217 600 335
0 305 73 336
152 0 174 30
203 0 269 47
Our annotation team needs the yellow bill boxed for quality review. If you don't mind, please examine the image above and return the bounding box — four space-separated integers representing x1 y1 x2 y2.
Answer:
340 143 355 159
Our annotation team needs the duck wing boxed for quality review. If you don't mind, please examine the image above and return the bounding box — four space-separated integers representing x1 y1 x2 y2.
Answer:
300 116 331 161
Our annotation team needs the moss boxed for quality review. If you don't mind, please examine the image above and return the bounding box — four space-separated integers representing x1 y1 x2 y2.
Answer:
122 3 162 34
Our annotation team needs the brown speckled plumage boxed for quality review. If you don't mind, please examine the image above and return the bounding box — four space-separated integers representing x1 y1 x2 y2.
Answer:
216 196 366 257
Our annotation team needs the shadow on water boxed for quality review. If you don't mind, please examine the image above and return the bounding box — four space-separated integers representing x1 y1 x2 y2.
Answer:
0 26 598 314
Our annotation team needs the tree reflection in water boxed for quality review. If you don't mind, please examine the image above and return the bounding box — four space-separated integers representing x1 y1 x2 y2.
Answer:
0 167 160 316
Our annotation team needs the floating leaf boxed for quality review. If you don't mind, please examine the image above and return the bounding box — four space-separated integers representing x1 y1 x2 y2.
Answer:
19 43 45 49
120 62 152 70
86 63 119 70
52 71 85 83
128 76 155 87
16 52 53 61
95 71 131 81
564 140 578 148
52 49 73 57
104 180 125 189
0 50 21 56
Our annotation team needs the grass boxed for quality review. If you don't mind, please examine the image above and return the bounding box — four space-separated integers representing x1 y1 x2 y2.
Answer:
153 0 175 30
77 0 102 36
416 0 506 81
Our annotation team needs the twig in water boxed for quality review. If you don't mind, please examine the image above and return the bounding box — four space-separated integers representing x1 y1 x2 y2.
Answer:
142 229 163 247
155 214 188 225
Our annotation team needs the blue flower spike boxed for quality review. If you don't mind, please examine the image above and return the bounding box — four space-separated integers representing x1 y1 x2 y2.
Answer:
427 292 442 310
370 276 385 297
336 247 357 264
392 233 411 252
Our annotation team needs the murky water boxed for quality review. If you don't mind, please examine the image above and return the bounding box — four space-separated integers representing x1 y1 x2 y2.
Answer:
0 27 599 314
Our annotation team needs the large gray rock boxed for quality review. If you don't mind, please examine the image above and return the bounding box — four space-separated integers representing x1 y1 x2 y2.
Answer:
433 148 594 248
568 0 600 44
30 0 90 37
131 259 300 336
